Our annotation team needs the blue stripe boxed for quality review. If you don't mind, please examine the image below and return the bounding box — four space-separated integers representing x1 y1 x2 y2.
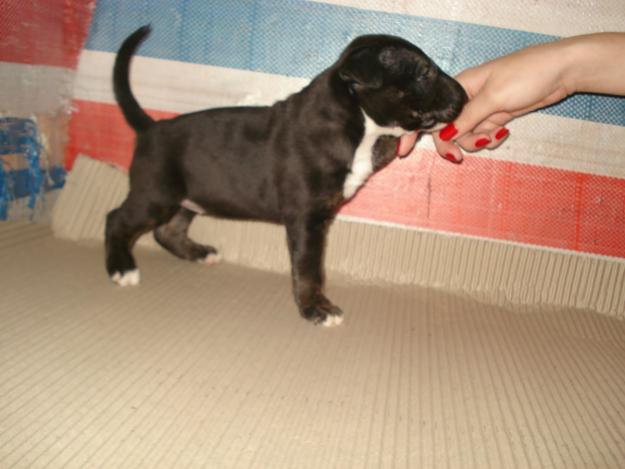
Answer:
0 167 65 220
0 117 66 220
85 0 625 127
1 166 66 197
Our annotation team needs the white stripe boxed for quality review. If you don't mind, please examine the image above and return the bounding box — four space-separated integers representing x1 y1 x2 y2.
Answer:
74 50 625 179
312 0 625 37
0 63 75 115
420 112 625 179
343 112 404 199
74 50 307 113
470 113 625 179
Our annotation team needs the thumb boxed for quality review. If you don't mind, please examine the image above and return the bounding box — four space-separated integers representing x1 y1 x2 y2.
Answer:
439 92 496 142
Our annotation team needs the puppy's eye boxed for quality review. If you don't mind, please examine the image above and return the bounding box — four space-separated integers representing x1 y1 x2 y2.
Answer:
417 65 437 83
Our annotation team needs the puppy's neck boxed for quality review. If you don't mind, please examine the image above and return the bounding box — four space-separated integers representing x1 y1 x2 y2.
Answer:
343 111 405 199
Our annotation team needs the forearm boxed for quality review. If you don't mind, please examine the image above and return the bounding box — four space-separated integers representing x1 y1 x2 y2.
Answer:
561 33 625 96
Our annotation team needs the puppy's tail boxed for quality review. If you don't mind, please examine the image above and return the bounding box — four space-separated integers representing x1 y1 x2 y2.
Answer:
113 25 154 133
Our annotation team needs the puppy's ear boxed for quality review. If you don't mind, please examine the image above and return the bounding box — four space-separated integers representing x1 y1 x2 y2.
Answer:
378 47 401 69
338 48 383 89
378 46 416 73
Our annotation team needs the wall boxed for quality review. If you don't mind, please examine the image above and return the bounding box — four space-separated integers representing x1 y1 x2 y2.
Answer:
67 0 625 263
0 0 93 221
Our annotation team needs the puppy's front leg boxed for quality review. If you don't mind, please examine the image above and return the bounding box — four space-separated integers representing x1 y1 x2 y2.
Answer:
286 215 343 327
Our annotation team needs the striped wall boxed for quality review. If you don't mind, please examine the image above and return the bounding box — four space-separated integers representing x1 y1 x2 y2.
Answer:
0 0 94 115
67 0 625 259
0 0 94 220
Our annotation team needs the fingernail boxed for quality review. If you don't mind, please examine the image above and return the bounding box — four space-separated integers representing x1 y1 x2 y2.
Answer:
475 137 490 148
439 123 458 141
495 128 509 140
444 152 460 163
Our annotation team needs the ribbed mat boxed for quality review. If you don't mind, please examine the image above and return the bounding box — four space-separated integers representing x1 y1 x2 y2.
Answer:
52 157 625 318
1 222 624 468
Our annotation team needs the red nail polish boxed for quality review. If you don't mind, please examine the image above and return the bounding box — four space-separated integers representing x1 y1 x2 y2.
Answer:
475 138 490 148
439 123 458 141
444 153 459 163
495 128 509 140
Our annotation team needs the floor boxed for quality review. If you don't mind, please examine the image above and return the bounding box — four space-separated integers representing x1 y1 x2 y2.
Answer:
1 222 624 468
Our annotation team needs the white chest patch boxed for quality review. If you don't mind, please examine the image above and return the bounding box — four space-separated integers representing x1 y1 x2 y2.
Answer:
343 112 405 199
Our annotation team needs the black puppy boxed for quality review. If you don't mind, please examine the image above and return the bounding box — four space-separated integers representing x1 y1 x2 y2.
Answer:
105 26 466 326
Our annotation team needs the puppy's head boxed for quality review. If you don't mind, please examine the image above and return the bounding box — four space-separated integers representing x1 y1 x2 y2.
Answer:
337 35 467 131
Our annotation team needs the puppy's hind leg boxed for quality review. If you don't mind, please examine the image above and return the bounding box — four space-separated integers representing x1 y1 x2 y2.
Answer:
154 208 221 265
105 197 176 286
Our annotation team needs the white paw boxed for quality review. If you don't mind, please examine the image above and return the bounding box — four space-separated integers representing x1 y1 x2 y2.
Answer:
111 269 141 287
322 314 344 327
199 252 222 265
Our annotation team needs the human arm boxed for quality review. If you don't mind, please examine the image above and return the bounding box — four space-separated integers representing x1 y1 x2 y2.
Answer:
433 33 625 162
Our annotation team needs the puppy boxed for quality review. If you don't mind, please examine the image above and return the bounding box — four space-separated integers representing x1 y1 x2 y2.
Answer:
105 26 466 326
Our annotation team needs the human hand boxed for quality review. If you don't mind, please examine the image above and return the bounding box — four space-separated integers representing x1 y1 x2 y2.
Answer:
433 39 576 162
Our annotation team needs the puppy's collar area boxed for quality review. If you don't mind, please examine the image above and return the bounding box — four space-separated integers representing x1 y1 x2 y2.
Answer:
360 114 418 158
395 122 446 156
343 111 411 199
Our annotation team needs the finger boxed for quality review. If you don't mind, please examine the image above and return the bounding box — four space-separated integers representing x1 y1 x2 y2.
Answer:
476 112 514 149
456 132 493 153
472 120 510 150
486 127 510 149
439 91 497 142
396 131 419 158
468 112 514 134
432 132 463 164
456 115 512 151
472 118 503 134
456 126 511 152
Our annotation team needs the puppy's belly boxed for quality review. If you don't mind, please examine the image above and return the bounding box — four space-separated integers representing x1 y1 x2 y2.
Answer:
180 195 281 223
181 199 206 214
343 112 404 199
181 164 281 221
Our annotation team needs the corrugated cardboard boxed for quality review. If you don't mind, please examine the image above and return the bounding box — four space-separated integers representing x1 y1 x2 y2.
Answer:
2 220 624 468
53 156 625 319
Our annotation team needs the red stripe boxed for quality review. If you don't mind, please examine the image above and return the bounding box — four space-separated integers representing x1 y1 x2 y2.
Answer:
68 99 625 258
346 153 625 258
66 100 176 170
0 0 94 69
